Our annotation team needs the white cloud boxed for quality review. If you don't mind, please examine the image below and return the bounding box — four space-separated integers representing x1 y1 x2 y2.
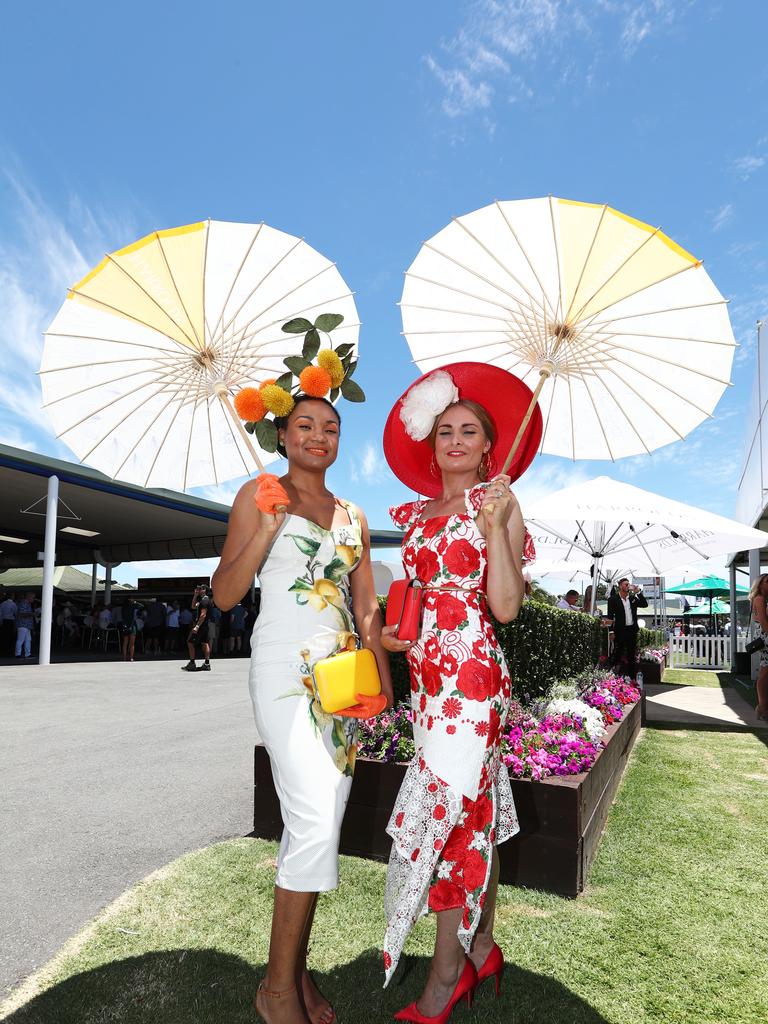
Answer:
423 0 685 121
424 56 493 117
0 163 140 459
711 203 733 232
349 441 393 485
732 154 766 180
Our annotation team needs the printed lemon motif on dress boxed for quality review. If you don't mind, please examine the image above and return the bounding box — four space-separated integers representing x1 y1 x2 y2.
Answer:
280 509 363 776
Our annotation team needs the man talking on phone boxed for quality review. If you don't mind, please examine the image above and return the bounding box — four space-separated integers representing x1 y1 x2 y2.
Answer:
607 577 648 680
181 584 212 673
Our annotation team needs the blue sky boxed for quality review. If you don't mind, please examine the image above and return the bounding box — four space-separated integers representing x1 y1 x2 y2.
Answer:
1 1 767 588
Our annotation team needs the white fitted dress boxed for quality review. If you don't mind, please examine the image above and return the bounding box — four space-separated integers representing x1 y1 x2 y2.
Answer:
249 501 362 892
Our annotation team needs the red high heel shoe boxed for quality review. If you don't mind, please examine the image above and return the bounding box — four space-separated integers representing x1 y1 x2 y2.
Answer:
475 942 504 997
394 957 477 1023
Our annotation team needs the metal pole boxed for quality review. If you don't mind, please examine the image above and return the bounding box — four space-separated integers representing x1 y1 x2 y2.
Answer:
39 475 59 667
104 565 112 606
729 563 737 670
90 561 98 608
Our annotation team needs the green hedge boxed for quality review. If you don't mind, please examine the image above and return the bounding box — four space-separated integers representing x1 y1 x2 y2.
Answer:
637 627 664 651
378 596 602 704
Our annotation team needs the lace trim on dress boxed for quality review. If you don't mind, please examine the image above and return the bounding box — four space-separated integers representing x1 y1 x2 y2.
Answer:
382 755 520 986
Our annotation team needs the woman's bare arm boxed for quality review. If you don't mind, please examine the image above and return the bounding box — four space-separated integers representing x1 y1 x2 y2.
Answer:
212 479 285 611
478 477 525 624
753 595 768 633
349 507 395 707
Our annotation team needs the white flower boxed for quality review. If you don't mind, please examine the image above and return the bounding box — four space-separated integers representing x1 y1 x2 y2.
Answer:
548 681 578 701
468 830 487 851
436 859 455 879
546 697 606 741
399 370 459 441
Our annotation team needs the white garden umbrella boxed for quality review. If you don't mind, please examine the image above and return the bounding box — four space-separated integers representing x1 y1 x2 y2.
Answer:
40 220 360 490
400 197 736 468
524 476 768 579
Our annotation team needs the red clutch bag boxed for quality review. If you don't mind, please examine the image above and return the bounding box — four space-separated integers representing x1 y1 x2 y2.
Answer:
386 579 423 642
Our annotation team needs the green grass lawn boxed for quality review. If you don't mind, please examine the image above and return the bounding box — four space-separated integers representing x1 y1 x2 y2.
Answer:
3 727 767 1024
663 668 734 688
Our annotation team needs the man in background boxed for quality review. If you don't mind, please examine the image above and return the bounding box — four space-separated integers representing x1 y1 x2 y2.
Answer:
556 590 579 611
181 584 211 673
15 592 35 659
1 592 17 657
607 577 648 679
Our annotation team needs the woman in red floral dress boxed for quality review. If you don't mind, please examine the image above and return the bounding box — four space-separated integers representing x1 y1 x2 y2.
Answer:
380 364 539 1023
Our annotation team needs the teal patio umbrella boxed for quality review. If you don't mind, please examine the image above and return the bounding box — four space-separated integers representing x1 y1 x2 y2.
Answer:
668 575 748 629
682 598 730 616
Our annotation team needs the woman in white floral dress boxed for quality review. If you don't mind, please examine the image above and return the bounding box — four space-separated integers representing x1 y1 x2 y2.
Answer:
213 396 393 1024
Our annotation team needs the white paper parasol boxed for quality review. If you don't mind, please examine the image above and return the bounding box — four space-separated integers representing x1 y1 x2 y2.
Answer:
40 220 359 490
400 197 736 464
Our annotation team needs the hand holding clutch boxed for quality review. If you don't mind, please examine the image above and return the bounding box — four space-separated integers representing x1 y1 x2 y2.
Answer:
336 693 389 719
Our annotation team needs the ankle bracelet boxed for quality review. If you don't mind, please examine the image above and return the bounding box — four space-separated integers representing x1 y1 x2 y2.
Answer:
258 981 296 999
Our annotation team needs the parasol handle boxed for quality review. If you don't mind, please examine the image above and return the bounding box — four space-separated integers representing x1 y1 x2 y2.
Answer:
499 368 550 476
213 382 268 475
483 369 550 514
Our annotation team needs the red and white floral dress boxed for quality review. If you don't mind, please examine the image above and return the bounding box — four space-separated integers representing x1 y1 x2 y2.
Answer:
382 484 535 985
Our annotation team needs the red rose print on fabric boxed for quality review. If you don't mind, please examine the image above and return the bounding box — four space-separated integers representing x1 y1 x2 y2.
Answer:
421 659 442 696
415 547 440 582
456 658 498 701
444 539 481 577
420 516 448 539
463 847 489 892
441 651 458 676
424 636 440 661
428 878 463 912
486 706 501 749
436 593 467 631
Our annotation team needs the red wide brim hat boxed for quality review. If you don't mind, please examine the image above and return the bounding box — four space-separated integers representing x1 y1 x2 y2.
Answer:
383 362 543 498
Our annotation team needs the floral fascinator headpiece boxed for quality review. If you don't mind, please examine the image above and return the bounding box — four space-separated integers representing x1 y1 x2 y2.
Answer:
232 312 364 454
398 369 459 441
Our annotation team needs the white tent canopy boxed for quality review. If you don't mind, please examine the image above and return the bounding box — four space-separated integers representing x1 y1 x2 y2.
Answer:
524 476 768 576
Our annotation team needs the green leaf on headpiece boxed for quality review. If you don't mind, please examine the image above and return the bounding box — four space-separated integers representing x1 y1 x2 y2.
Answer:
244 421 256 434
345 359 358 378
275 372 293 391
254 419 279 452
314 313 344 333
282 317 313 334
330 387 340 402
335 343 354 357
284 356 311 375
340 378 365 402
302 329 321 360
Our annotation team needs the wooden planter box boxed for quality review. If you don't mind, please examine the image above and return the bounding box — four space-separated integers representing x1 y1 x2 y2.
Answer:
253 700 641 897
638 660 664 686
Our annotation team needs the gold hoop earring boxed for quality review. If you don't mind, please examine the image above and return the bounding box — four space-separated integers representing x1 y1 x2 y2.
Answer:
429 454 438 477
479 452 490 481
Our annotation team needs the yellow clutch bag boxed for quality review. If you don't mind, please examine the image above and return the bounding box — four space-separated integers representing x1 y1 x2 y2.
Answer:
314 647 383 716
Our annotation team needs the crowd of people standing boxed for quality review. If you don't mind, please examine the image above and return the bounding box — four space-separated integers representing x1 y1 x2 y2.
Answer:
0 587 258 663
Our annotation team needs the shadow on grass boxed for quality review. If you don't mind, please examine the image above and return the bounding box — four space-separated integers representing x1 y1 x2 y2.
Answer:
3 948 610 1024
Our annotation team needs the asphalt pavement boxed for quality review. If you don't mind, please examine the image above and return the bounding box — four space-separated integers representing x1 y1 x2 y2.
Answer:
0 659 255 996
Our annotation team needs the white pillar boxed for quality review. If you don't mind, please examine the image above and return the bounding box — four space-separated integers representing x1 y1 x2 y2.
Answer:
90 561 98 608
749 548 761 680
104 565 112 606
729 563 738 670
39 475 59 667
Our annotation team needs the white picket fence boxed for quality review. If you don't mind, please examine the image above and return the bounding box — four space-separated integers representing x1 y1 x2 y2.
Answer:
668 635 747 670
